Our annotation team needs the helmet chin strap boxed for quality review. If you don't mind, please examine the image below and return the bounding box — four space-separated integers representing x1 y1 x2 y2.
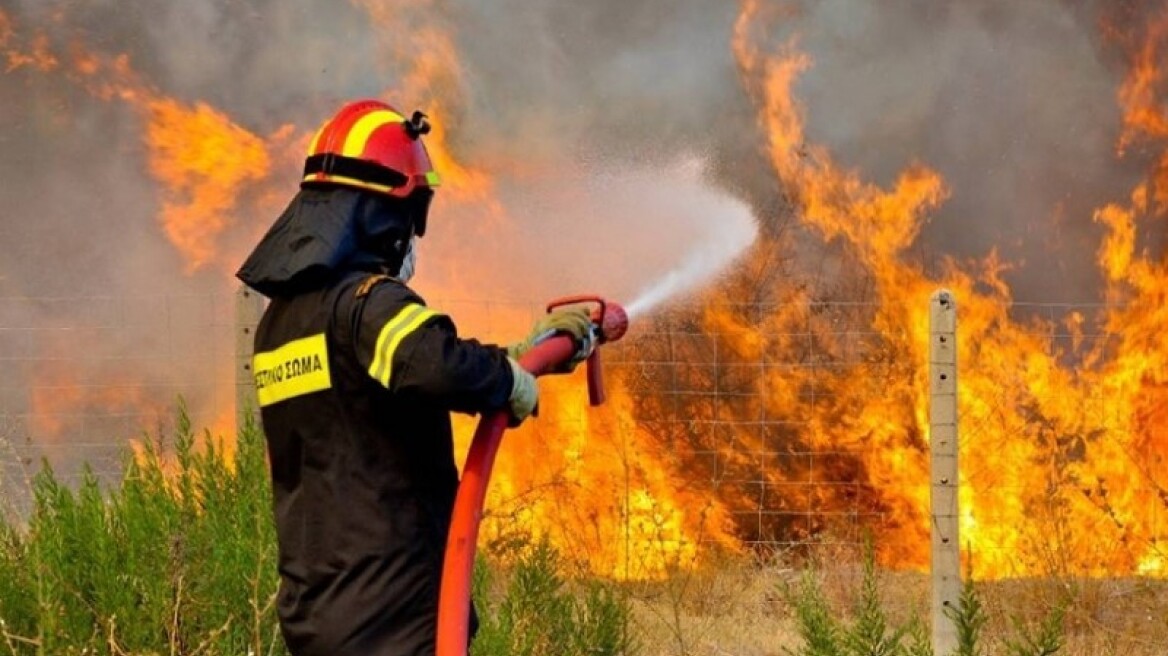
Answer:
396 235 418 283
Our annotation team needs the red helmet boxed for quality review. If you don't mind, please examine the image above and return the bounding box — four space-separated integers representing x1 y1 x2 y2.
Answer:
301 100 441 203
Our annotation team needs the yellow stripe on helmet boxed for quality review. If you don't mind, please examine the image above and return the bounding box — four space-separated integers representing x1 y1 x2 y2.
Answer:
306 124 328 156
342 109 406 158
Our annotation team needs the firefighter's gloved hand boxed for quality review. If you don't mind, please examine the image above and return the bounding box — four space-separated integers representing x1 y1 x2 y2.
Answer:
507 307 594 373
506 358 538 427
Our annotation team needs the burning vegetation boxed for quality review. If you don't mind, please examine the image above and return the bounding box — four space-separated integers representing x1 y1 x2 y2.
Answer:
0 0 1165 581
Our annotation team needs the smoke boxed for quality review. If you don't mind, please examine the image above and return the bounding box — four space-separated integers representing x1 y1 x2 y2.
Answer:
0 0 1153 288
734 0 1156 301
411 0 1153 304
494 157 758 318
0 0 1157 465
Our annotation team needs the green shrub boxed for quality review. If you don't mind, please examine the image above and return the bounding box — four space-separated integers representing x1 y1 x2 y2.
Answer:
946 563 1072 656
783 545 1068 656
1003 603 1065 656
947 575 988 656
781 543 932 656
844 544 911 656
0 407 639 656
472 541 639 656
0 408 285 656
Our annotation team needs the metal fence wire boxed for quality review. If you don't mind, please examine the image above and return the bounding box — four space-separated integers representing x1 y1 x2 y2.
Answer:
0 293 235 507
1 290 1163 585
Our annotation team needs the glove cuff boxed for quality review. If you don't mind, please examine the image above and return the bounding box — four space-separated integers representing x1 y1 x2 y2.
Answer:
505 342 523 361
507 357 538 423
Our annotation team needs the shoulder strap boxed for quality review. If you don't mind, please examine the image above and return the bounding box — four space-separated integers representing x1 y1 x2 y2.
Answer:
354 274 394 299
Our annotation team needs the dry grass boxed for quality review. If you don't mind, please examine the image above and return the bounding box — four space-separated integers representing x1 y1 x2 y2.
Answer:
622 549 1168 656
627 557 798 655
979 576 1168 656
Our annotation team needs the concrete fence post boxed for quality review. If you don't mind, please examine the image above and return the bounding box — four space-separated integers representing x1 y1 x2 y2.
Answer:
235 286 265 432
929 289 960 654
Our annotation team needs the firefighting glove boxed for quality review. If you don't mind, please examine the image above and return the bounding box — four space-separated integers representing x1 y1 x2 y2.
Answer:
507 358 539 427
506 307 594 374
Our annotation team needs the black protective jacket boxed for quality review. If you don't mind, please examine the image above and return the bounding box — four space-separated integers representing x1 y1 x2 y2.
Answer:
252 271 513 655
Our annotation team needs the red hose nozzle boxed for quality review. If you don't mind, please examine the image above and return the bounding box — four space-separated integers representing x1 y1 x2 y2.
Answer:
594 302 628 344
546 295 628 344
544 295 627 407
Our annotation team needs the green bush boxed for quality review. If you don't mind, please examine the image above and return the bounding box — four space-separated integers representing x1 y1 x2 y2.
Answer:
0 409 285 656
472 540 638 656
783 544 1068 656
17 402 1090 656
0 407 637 656
781 543 930 656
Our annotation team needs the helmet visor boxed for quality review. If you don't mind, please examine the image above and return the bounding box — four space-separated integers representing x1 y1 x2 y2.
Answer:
409 188 434 237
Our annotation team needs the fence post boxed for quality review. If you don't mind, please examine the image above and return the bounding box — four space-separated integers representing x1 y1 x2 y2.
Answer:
929 289 960 654
235 286 265 432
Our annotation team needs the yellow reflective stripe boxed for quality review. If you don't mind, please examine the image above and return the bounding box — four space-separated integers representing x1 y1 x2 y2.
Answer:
342 109 405 157
424 170 441 187
253 333 332 407
369 304 426 382
302 172 397 195
306 124 327 155
368 304 439 387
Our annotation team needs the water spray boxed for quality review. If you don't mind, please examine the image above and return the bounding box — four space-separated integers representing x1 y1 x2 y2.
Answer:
624 256 708 319
624 242 747 319
435 295 628 655
622 188 757 319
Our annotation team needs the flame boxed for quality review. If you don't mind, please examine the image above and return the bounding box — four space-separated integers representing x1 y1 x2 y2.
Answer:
67 50 284 274
1115 11 1168 214
145 100 272 272
0 10 58 73
0 8 290 275
2 16 288 468
6 0 1168 583
28 359 162 443
729 0 1168 577
452 376 738 579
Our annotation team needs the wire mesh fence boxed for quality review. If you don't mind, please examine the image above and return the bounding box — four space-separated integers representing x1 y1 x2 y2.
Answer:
0 289 1163 579
600 299 914 560
0 293 236 514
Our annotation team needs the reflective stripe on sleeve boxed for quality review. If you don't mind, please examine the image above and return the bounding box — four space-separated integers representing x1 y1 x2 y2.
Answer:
253 333 332 407
368 303 440 387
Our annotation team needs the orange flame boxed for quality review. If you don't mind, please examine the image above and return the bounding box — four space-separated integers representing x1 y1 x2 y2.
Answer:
731 0 1168 577
65 49 284 274
8 0 1168 583
349 1 736 575
28 359 162 443
145 100 272 272
0 10 58 73
452 376 738 579
1115 12 1168 215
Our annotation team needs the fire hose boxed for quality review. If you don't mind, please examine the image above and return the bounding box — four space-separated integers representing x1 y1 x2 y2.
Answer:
435 296 629 656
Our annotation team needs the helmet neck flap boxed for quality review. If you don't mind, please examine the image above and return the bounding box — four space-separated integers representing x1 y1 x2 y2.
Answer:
236 186 418 298
236 100 439 297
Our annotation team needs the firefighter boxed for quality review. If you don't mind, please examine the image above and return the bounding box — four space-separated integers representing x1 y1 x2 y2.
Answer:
236 99 592 656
